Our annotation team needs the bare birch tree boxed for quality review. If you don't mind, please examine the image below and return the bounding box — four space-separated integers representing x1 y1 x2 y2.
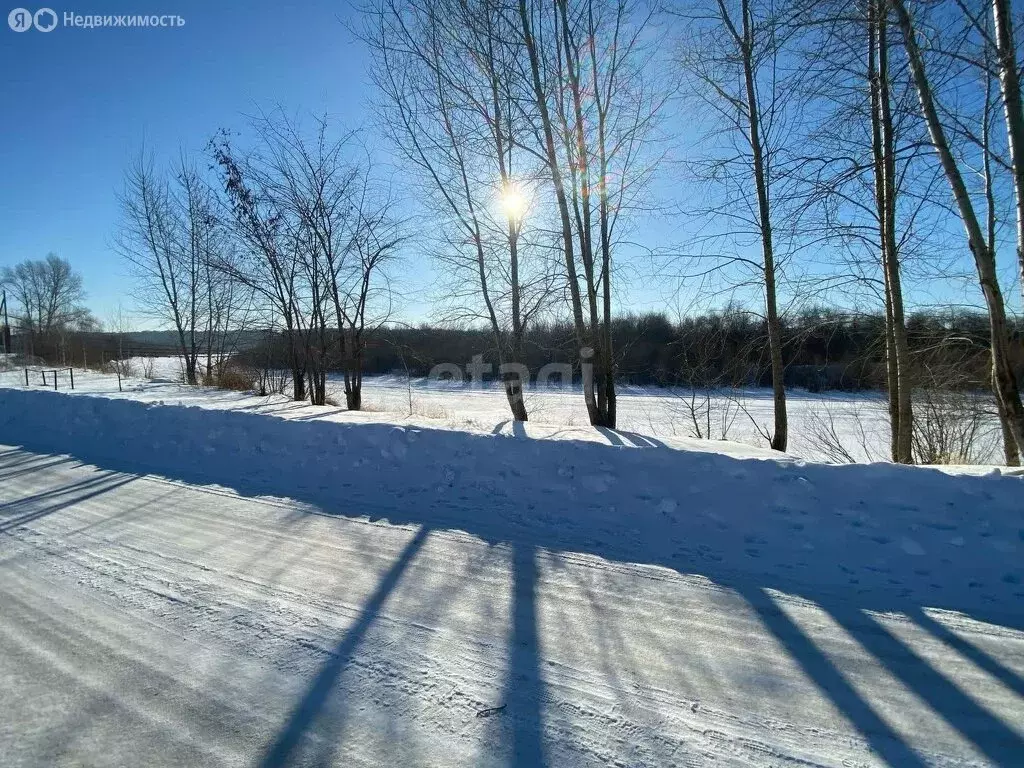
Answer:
335 178 403 410
869 0 914 462
968 14 1023 464
117 153 219 385
990 0 1024 299
891 0 1024 460
366 0 556 421
262 112 403 410
212 114 397 408
672 0 801 450
943 0 1023 464
515 0 663 428
212 133 309 401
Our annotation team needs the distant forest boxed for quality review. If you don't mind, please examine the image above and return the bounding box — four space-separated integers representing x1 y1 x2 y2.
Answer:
16 307 1022 393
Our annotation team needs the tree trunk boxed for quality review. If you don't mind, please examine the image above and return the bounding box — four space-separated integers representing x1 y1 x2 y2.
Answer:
504 376 529 422
994 368 1021 465
737 0 787 451
992 0 1024 301
893 0 1024 460
346 382 362 411
764 269 788 452
979 43 1019 466
882 281 901 461
344 341 364 411
871 0 913 463
291 359 305 402
518 0 597 426
177 327 198 385
307 369 325 407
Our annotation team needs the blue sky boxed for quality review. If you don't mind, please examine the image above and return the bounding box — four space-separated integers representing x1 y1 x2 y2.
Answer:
0 0 750 329
0 0 373 325
0 1 1013 329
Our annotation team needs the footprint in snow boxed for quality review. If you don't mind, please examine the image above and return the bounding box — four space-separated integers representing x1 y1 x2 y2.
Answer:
581 475 611 493
900 537 926 556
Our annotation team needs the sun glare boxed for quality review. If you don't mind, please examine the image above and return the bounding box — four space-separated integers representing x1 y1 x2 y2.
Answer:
499 184 528 221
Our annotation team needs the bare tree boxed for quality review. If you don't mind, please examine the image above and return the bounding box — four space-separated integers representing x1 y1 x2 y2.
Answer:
212 131 310 402
1 254 95 360
515 0 663 428
990 0 1024 298
672 0 802 451
978 31 1021 464
366 0 557 421
335 179 403 410
869 0 914 462
117 153 220 385
891 0 1024 460
212 113 397 408
905 0 1022 464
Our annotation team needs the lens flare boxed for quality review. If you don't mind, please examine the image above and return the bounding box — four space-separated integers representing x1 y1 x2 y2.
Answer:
499 184 527 220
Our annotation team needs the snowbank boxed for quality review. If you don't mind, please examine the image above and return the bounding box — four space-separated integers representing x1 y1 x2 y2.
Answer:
1 387 1021 627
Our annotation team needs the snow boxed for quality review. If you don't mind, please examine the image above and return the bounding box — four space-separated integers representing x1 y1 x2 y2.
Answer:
4 360 1005 464
1 368 1023 766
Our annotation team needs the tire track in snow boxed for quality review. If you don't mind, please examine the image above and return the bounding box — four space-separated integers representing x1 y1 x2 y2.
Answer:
1 446 1019 767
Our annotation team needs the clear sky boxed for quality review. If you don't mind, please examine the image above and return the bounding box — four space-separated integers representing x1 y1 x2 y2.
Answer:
0 0 728 330
0 1 1013 329
0 0 375 325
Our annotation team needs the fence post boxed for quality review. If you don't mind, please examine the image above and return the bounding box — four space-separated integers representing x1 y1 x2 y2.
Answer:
24 368 28 387
69 367 74 390
117 369 122 392
41 370 46 387
52 371 57 391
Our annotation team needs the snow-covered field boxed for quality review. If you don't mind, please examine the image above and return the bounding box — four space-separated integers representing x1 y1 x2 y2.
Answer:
1 364 1022 766
11 356 1003 465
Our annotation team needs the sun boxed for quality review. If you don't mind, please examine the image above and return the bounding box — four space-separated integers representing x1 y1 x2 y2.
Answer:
498 183 528 221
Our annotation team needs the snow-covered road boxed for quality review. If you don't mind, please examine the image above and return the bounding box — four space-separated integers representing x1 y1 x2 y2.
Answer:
2 445 1023 767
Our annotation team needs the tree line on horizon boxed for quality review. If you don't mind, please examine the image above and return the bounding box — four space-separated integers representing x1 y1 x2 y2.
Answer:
223 307 1020 393
6 299 1017 393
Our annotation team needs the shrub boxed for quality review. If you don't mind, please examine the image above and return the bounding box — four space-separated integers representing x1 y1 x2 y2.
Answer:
214 364 258 393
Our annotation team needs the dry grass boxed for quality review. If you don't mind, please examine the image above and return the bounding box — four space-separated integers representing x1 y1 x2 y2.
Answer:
356 399 387 412
412 401 449 420
208 364 258 393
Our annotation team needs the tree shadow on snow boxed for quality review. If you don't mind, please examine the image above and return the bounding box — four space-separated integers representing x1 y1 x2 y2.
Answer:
256 531 547 767
822 599 1024 764
596 426 668 449
0 467 137 535
258 525 431 767
4 389 1024 765
503 542 547 768
907 606 1024 701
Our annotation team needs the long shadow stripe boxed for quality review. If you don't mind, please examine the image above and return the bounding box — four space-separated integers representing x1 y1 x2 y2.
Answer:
259 525 430 767
741 587 929 767
829 604 1024 765
505 543 546 768
0 475 136 533
909 607 1024 701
